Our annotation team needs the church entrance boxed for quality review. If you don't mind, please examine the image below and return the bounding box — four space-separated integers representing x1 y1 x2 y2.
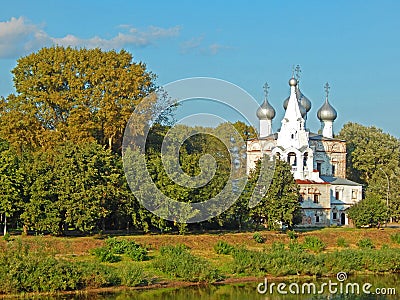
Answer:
340 213 346 225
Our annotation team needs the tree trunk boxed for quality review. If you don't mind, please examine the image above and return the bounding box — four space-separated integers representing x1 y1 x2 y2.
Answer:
3 214 6 236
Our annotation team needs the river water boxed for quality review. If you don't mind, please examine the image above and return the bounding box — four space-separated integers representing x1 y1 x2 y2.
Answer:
35 274 400 299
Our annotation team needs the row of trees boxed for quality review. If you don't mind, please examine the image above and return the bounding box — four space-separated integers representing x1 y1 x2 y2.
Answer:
0 46 398 234
0 46 300 235
339 123 400 226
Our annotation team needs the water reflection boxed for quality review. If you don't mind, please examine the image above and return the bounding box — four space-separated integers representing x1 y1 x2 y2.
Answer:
27 274 399 300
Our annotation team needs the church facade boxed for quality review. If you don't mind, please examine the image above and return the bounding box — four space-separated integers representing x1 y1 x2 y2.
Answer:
246 76 362 227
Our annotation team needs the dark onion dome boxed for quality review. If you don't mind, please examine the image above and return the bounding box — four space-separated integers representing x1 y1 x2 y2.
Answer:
317 98 337 121
299 103 307 118
283 86 311 112
257 99 276 120
297 86 312 112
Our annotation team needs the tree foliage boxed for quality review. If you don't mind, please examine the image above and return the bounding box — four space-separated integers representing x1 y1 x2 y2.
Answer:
0 46 156 153
250 158 301 230
348 194 388 228
338 122 400 185
338 122 400 221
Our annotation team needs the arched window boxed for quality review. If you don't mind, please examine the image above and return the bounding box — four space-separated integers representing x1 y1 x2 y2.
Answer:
287 152 297 166
303 152 308 167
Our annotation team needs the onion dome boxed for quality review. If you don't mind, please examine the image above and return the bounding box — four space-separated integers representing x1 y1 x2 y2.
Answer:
297 86 312 112
283 96 289 110
257 99 276 120
317 82 337 121
317 98 337 121
299 103 307 118
283 97 306 117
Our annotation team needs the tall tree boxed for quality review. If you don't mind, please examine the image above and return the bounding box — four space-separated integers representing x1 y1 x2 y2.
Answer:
0 46 156 153
250 158 301 230
348 194 388 228
337 122 400 184
0 141 24 235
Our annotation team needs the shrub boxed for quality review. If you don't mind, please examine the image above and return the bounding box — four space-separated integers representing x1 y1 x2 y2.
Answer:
390 233 400 244
381 244 389 250
231 244 323 276
271 242 285 252
214 241 235 255
3 233 10 242
153 244 223 282
0 240 124 293
303 236 326 253
119 265 147 287
90 247 121 263
287 230 297 240
336 237 349 248
357 238 374 249
253 232 264 243
104 237 148 261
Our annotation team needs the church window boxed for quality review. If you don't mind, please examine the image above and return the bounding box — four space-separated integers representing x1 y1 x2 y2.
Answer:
313 194 319 203
315 216 320 223
317 162 322 173
299 194 304 202
335 191 340 200
352 190 357 199
291 134 294 139
333 212 337 219
332 165 336 176
303 153 308 167
288 152 297 166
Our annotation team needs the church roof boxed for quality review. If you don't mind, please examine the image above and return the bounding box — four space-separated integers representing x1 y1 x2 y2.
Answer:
320 176 363 186
296 179 330 185
309 132 345 142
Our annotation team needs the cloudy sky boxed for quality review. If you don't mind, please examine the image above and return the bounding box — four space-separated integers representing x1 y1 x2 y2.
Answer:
1 0 400 136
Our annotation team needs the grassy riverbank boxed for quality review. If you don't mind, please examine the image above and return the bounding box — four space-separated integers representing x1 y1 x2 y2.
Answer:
1 227 400 296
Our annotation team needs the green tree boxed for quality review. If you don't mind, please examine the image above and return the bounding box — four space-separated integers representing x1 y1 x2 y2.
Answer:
337 122 400 185
365 169 400 222
348 194 388 228
0 141 24 235
21 142 130 235
232 121 257 140
250 158 301 230
0 46 156 153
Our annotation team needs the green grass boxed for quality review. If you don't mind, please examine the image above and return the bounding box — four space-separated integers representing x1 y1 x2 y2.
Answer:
152 244 223 282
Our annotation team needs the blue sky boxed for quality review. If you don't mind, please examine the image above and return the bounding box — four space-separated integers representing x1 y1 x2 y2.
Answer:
1 0 400 136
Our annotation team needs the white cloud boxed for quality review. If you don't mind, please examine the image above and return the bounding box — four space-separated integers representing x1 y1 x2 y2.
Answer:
180 36 231 55
0 17 50 58
0 17 181 58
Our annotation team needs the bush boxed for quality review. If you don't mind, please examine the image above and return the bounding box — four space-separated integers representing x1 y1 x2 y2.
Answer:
90 247 121 263
253 232 264 243
104 237 148 261
153 244 223 282
231 244 323 276
287 230 297 240
0 240 126 293
357 238 374 249
119 265 147 287
390 233 400 244
214 241 235 255
336 237 349 247
3 233 11 242
271 242 285 252
303 236 326 253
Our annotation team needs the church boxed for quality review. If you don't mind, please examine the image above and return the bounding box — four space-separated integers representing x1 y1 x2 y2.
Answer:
246 73 363 227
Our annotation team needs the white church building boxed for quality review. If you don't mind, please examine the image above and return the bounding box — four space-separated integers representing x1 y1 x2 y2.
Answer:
246 75 363 227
